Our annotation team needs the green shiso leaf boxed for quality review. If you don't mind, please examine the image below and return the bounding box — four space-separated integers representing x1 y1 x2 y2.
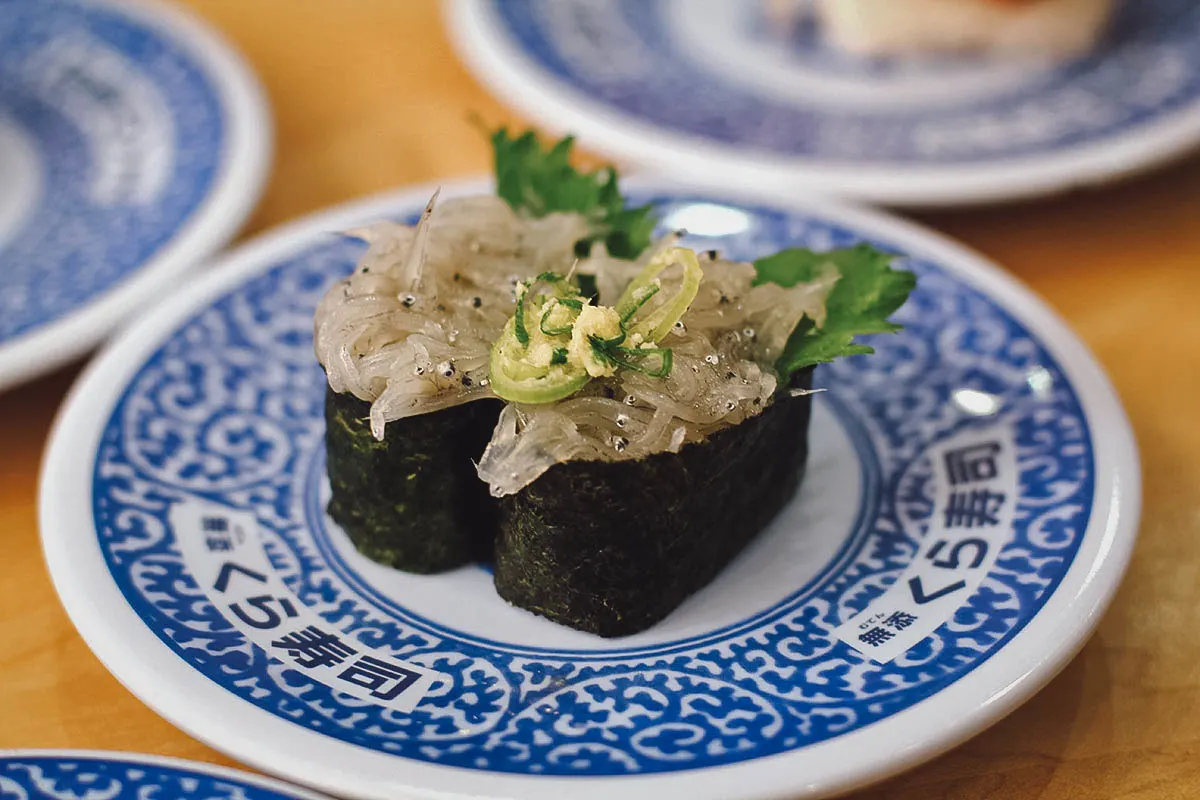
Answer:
490 127 655 259
754 244 916 379
484 124 915 383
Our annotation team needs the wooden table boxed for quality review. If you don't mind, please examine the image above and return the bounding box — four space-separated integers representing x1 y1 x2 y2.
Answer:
3 2 1198 797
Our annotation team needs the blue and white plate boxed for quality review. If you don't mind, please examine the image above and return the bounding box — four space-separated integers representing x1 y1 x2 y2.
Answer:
0 751 327 799
40 179 1140 800
0 0 270 391
447 0 1200 206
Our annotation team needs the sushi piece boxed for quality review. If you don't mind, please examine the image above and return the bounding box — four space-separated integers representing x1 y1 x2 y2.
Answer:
479 244 915 636
314 129 654 572
324 388 501 570
774 0 1115 58
313 125 915 635
491 368 817 636
314 193 577 571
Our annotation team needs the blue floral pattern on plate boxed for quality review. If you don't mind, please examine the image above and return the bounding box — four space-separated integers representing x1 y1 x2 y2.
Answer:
0 754 308 800
474 0 1200 163
90 193 1093 776
0 0 224 343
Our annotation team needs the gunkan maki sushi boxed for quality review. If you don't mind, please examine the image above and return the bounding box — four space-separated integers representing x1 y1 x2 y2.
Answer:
314 126 915 636
313 129 655 572
477 243 914 636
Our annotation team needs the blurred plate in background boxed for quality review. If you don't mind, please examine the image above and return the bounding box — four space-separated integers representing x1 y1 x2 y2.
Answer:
0 0 270 391
0 750 328 799
446 0 1200 207
41 177 1139 800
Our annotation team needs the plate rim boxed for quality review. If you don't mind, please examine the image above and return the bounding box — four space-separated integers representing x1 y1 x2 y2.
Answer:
445 0 1200 208
0 0 273 392
39 176 1141 800
0 749 330 799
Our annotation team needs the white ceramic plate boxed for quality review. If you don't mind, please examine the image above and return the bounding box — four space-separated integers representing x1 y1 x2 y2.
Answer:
0 750 328 799
41 177 1139 800
0 0 270 391
447 0 1200 207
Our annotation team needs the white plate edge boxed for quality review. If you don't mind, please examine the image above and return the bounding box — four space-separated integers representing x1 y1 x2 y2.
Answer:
38 176 1142 800
0 0 273 392
445 0 1200 208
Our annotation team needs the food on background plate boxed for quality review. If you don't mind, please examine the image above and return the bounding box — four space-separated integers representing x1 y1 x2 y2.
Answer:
769 0 1115 59
314 128 915 636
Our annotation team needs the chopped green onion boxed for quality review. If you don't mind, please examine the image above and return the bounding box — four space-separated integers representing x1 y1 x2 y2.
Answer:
490 248 704 404
620 284 660 325
633 347 672 378
540 305 574 337
617 247 702 343
513 284 530 346
490 316 589 404
588 335 673 378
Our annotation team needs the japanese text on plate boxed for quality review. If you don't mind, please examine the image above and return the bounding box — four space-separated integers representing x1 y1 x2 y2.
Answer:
170 499 439 711
835 426 1018 663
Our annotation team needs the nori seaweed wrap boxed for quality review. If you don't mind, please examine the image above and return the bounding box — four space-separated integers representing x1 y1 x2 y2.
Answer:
493 369 815 637
478 243 914 637
324 389 500 572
